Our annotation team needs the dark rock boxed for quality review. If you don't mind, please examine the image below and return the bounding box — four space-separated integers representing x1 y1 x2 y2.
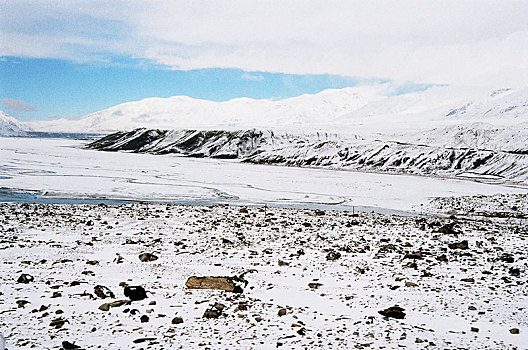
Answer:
124 286 147 301
138 252 158 262
99 300 129 311
94 285 115 299
171 316 184 324
437 223 460 235
278 308 287 316
17 273 34 283
500 254 514 263
203 308 222 319
278 259 289 266
436 254 448 262
448 240 469 249
509 268 520 277
61 340 82 349
326 251 341 261
404 252 423 260
213 303 225 311
16 300 30 308
461 278 475 283
140 315 149 323
133 337 156 344
308 282 323 289
378 306 406 319
50 317 68 329
509 328 519 334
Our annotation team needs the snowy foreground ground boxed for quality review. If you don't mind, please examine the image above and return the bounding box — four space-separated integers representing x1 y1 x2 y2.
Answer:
1 137 527 349
1 196 527 349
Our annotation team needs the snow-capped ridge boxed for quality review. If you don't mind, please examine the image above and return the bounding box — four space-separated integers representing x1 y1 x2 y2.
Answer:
0 110 29 136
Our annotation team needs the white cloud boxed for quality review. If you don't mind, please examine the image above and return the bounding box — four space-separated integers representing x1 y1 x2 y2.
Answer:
0 98 37 112
241 73 264 81
1 0 527 87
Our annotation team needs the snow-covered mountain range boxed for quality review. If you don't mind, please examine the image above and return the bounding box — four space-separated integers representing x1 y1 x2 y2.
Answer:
0 110 28 136
7 84 528 182
27 84 527 137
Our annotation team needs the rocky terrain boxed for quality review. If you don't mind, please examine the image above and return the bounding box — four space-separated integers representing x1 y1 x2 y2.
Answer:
1 194 527 349
87 128 528 184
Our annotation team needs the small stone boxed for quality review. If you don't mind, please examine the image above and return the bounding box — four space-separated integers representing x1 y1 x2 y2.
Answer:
461 278 475 283
124 285 147 301
16 300 30 308
61 341 81 349
140 315 149 323
278 259 289 266
203 308 221 319
213 303 225 311
278 308 287 316
94 285 115 299
471 327 479 333
448 240 469 250
326 251 341 261
509 328 519 334
378 306 406 319
17 274 34 284
405 282 418 287
308 282 323 289
49 317 68 329
509 268 520 277
171 317 184 324
138 253 158 262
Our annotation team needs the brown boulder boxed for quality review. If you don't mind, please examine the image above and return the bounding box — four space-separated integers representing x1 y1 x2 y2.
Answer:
185 276 246 293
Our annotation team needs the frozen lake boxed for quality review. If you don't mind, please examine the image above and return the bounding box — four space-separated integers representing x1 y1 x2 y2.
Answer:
1 137 526 212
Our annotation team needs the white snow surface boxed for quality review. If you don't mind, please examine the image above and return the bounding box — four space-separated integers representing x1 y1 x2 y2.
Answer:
0 110 28 136
1 137 525 212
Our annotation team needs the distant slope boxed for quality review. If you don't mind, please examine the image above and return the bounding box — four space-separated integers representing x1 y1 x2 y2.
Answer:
28 85 390 133
0 111 28 136
28 85 528 138
87 128 528 184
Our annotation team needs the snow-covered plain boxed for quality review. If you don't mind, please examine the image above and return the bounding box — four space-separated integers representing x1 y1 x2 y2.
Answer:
1 137 525 212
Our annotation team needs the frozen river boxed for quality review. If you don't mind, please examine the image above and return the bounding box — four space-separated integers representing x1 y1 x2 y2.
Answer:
1 137 526 212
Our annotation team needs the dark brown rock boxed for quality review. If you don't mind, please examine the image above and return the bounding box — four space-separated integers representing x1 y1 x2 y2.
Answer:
138 252 158 262
124 285 147 301
378 306 406 319
448 240 469 249
17 273 34 283
94 285 115 299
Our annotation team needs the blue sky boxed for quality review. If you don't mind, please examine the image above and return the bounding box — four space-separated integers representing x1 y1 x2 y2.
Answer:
0 56 391 121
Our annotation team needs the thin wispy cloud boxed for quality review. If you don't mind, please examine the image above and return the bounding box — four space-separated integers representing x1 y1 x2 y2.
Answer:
0 98 37 112
241 73 264 81
1 1 527 87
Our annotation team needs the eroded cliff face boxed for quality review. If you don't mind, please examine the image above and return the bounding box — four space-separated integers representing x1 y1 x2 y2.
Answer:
87 128 528 184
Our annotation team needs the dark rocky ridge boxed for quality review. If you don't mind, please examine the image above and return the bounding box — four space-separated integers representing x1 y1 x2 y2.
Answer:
87 128 528 183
